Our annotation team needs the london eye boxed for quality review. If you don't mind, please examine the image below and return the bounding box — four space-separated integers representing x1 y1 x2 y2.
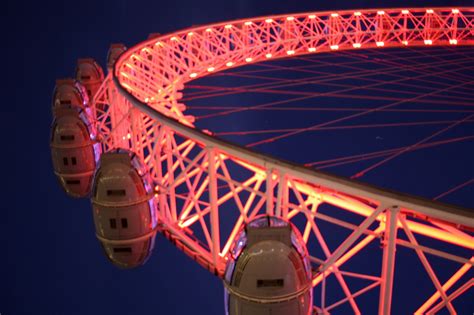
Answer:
48 6 473 314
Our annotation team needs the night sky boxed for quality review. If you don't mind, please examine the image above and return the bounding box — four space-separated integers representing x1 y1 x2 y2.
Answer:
4 0 474 314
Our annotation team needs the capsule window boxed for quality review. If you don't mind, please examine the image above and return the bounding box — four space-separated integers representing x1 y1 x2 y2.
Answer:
60 100 72 105
110 218 117 229
257 279 284 288
71 157 77 165
81 75 91 80
66 179 80 185
113 247 132 253
121 218 128 228
63 157 68 166
60 135 75 141
107 189 126 196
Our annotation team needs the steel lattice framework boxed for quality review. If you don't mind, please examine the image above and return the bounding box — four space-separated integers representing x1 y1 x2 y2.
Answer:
90 8 473 314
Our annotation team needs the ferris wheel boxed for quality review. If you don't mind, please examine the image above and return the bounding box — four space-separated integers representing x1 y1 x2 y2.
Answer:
50 7 473 314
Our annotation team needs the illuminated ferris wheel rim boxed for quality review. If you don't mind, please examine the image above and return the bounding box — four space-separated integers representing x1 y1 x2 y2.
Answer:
112 7 474 228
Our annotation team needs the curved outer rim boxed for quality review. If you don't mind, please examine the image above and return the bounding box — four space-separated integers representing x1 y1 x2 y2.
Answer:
119 7 474 47
113 8 474 229
112 7 474 69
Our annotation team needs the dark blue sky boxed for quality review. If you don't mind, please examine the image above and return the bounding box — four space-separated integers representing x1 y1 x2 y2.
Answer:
4 0 473 314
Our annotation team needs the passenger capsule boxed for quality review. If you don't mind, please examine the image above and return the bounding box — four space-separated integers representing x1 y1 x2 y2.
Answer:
91 150 158 268
50 80 100 197
52 79 88 111
224 216 313 315
75 58 104 101
107 43 127 69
